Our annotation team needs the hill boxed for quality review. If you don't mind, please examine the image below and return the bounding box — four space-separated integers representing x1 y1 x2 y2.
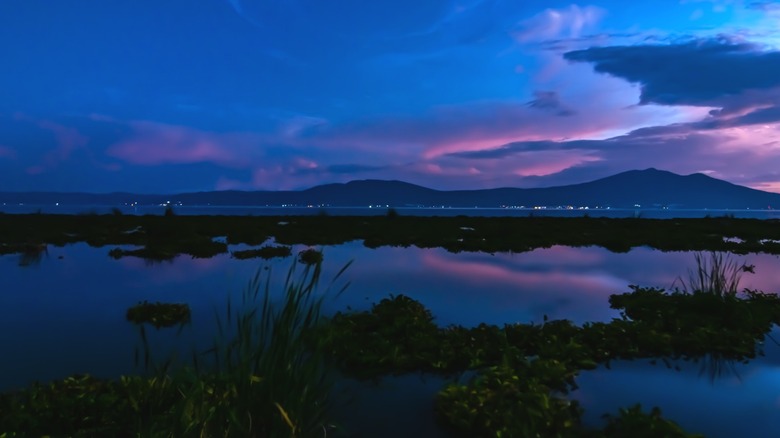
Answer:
1 169 777 209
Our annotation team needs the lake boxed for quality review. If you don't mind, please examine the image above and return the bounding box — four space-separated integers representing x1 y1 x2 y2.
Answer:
2 241 779 437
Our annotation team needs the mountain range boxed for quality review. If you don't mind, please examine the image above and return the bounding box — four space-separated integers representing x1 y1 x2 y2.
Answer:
1 169 778 209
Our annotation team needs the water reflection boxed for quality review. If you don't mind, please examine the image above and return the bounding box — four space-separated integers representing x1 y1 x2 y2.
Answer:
16 243 48 267
2 243 780 437
574 336 780 438
697 354 742 384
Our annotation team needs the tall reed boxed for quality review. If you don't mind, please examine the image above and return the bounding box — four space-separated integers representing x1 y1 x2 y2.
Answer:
135 259 351 437
673 251 747 297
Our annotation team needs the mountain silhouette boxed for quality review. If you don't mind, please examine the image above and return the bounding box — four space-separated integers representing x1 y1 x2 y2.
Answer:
1 168 777 209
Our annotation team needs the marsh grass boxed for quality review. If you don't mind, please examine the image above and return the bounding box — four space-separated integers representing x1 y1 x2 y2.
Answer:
134 258 351 437
672 251 750 297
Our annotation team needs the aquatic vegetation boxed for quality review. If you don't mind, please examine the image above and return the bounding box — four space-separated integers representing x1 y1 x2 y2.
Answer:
2 245 779 436
672 251 749 296
0 260 350 437
107 238 228 260
167 260 349 437
231 244 292 260
0 374 142 436
609 286 780 360
298 247 323 265
4 214 780 259
436 363 583 437
599 404 704 438
319 277 780 437
126 301 191 328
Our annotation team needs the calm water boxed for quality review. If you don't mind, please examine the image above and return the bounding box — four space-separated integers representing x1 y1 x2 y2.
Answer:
3 203 780 219
2 242 780 437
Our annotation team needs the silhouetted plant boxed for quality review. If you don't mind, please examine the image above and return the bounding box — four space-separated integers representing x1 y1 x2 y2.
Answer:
298 248 323 265
672 251 750 297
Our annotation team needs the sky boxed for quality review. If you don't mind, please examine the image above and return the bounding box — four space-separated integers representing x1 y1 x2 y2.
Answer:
3 0 780 193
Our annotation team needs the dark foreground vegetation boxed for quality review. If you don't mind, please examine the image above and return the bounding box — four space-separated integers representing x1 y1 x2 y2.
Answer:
2 213 780 263
1 252 779 437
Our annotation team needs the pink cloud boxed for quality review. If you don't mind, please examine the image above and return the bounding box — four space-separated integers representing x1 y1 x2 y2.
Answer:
510 151 602 177
12 118 92 174
106 120 263 167
37 120 88 160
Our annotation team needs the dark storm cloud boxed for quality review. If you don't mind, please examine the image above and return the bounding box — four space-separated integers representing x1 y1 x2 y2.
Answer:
563 37 780 107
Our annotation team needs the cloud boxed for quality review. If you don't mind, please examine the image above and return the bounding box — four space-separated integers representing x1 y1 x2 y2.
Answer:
442 114 780 190
105 120 264 167
526 90 575 116
563 37 780 107
37 120 89 161
310 93 672 162
512 5 606 43
447 140 592 159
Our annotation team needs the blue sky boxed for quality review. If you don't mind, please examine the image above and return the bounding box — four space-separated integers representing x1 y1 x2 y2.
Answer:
2 0 780 192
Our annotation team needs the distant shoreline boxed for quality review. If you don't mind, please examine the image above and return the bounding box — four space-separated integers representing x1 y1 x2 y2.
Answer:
2 204 780 219
2 214 780 259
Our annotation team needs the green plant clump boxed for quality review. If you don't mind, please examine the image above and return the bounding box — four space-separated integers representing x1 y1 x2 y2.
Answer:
436 363 583 437
126 301 191 328
298 248 323 265
318 253 780 438
599 404 704 438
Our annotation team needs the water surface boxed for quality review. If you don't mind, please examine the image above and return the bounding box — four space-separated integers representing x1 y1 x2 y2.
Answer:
2 242 779 436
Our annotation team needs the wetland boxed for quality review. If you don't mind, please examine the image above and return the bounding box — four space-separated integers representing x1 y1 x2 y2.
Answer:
1 213 780 436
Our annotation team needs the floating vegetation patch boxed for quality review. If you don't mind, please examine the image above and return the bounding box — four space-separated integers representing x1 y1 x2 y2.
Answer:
436 363 583 437
600 404 704 438
231 244 292 260
108 239 227 261
319 274 780 437
298 248 323 265
126 301 191 328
